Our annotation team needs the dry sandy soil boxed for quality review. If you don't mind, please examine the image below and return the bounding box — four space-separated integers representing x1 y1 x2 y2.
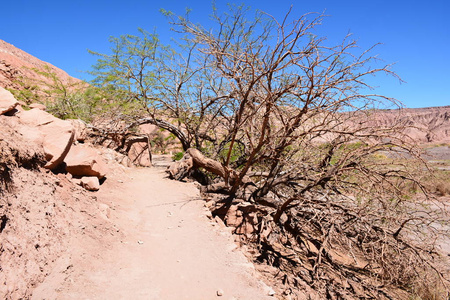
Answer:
31 160 274 300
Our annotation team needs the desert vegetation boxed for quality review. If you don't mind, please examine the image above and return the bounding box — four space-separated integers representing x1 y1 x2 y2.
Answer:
6 5 449 299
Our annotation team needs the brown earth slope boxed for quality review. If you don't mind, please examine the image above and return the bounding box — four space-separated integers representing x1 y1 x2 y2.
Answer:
0 39 80 92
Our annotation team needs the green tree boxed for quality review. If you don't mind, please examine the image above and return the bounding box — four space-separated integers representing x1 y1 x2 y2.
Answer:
89 28 229 151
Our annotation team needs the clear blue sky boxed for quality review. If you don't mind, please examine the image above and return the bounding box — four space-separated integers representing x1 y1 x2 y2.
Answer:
1 0 449 108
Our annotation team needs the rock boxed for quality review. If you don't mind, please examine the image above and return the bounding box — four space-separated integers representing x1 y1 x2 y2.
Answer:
69 119 88 142
18 107 55 125
205 210 213 219
80 176 100 191
214 216 226 228
0 87 19 115
225 205 243 227
13 116 45 146
28 103 46 110
128 141 152 167
0 116 47 170
71 178 82 186
18 108 75 170
216 289 224 296
167 153 194 180
65 144 108 179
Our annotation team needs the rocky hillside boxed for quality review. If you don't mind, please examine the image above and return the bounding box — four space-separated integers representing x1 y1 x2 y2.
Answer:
373 106 450 144
0 39 80 92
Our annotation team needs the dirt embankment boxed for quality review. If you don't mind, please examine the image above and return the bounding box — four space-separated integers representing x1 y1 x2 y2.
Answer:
0 117 118 299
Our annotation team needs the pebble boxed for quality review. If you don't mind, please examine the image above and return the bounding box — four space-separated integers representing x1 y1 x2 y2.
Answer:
216 289 224 296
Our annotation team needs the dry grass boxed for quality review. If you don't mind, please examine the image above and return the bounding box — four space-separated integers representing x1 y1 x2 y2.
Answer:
421 169 450 196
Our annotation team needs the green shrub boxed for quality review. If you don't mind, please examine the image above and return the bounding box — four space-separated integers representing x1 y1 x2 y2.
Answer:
172 151 184 161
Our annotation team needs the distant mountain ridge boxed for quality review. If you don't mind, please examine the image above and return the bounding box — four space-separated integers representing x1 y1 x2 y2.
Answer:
0 39 80 91
373 105 450 144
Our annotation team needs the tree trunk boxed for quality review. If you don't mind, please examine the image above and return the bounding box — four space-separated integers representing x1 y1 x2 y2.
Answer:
130 117 191 151
168 148 255 198
168 148 229 180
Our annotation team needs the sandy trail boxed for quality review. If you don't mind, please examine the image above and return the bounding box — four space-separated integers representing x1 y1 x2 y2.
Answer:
33 162 272 300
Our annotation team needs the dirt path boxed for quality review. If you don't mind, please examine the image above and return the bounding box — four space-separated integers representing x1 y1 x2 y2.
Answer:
32 161 273 300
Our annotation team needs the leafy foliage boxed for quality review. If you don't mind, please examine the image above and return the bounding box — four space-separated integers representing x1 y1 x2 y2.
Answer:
171 151 185 161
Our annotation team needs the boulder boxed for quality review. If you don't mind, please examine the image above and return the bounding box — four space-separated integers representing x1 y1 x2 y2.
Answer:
64 144 108 179
80 176 100 191
19 108 55 125
28 103 46 111
0 87 19 115
18 109 75 170
11 115 46 146
69 119 88 142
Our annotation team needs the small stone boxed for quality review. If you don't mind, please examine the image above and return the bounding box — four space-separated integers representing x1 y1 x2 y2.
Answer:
205 200 215 208
137 240 144 244
215 216 226 228
72 178 82 186
216 289 224 296
29 103 46 110
267 287 276 296
81 176 100 191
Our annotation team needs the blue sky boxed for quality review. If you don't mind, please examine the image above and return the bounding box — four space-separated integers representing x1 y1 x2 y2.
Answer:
1 0 449 108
